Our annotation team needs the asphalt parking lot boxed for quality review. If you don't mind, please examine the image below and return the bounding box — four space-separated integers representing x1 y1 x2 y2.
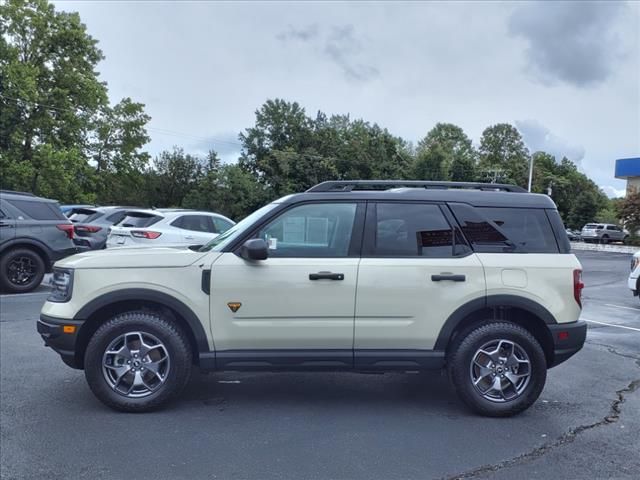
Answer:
1 251 638 480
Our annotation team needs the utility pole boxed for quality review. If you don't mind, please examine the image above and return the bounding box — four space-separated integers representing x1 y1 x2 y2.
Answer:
528 156 534 192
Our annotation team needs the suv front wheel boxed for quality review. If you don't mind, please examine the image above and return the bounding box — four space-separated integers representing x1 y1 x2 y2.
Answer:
84 311 192 412
448 322 547 417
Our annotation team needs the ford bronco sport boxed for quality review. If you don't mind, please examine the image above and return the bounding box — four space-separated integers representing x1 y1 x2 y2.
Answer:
38 181 587 416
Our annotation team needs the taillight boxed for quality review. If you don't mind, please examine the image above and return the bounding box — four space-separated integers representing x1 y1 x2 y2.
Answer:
56 224 74 239
131 230 162 239
573 269 584 307
75 225 102 233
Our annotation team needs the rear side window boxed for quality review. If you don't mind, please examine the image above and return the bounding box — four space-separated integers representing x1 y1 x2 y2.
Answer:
7 199 66 220
450 204 559 253
117 213 162 228
172 215 215 233
369 203 462 258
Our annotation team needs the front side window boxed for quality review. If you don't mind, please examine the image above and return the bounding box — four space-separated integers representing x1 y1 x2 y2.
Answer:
371 203 457 257
257 203 357 257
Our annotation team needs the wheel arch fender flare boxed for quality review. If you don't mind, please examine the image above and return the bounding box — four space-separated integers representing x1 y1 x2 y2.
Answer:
0 238 53 265
74 288 210 353
434 295 557 351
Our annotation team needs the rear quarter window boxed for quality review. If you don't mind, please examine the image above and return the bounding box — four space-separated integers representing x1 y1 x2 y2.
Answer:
449 204 560 253
7 199 66 220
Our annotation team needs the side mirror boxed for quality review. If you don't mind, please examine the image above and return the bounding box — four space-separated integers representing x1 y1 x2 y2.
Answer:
239 238 268 261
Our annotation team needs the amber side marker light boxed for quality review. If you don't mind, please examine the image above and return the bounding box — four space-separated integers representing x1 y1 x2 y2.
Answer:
63 325 76 334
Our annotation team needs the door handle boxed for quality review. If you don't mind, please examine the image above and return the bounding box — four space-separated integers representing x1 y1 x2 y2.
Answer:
309 272 344 281
431 274 466 282
185 235 194 240
0 222 14 228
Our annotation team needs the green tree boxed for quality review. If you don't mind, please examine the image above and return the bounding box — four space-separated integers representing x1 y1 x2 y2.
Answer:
146 148 203 207
416 123 476 180
478 124 530 186
413 146 447 180
89 98 151 203
619 190 640 236
0 0 108 196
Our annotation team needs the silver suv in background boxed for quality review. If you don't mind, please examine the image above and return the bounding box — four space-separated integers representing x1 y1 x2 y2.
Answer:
580 223 628 244
0 190 80 293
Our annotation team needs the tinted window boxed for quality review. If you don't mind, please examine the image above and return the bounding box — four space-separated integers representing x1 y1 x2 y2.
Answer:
8 199 66 220
451 204 558 253
68 208 101 223
117 213 162 228
372 203 457 257
213 217 234 234
0 209 5 219
172 215 215 233
105 211 127 224
606 226 618 231
258 203 357 257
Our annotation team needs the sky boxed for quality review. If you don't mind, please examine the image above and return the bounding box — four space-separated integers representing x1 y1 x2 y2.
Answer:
55 0 640 198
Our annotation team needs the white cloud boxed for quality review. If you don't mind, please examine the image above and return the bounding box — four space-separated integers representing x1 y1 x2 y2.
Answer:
601 185 627 199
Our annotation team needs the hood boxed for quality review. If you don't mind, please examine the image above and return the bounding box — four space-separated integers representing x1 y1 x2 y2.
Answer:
56 246 219 269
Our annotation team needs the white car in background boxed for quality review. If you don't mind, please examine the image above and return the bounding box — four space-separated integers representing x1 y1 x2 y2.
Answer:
629 251 640 302
106 209 234 248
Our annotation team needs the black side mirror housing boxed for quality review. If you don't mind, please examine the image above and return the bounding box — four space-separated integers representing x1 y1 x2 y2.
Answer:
239 238 269 261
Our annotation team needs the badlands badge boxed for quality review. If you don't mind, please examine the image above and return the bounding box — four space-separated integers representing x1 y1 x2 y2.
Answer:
227 302 242 313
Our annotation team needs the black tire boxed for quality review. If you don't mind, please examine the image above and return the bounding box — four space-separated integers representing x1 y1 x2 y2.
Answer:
84 311 192 412
447 322 547 417
623 236 630 245
600 235 609 244
0 248 46 293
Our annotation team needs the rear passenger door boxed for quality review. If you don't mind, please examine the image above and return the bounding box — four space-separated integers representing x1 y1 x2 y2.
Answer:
354 202 486 363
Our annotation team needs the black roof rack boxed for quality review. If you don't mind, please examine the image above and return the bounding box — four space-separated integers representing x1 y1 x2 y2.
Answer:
0 189 36 197
306 180 526 193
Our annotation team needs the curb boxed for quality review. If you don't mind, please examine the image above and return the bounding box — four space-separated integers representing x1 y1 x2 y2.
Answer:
570 242 639 255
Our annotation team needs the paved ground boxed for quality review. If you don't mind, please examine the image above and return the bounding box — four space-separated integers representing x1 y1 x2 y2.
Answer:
1 251 638 480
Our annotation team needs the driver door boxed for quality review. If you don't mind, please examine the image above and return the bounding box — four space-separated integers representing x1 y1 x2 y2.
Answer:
209 202 364 369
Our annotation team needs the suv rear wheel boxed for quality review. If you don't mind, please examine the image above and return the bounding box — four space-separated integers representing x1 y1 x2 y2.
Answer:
448 322 547 417
84 311 192 412
0 248 45 293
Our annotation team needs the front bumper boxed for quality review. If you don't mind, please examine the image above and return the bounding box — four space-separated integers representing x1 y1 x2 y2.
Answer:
548 320 587 367
37 314 84 369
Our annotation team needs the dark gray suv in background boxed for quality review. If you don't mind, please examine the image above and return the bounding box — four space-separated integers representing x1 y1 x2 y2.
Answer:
0 190 80 293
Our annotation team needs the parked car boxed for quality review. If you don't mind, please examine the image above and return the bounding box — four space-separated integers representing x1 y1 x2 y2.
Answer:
0 190 80 293
629 251 640 302
566 229 580 241
580 223 628 244
68 206 138 250
60 204 95 217
39 180 586 416
106 209 235 248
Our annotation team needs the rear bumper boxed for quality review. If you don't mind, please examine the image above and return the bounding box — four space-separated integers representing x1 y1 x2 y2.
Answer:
548 320 587 367
37 314 83 369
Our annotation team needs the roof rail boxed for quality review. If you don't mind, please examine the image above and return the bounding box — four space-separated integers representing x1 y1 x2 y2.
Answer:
0 189 36 197
306 180 526 193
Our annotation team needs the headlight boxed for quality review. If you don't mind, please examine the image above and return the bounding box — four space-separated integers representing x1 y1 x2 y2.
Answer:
48 268 74 303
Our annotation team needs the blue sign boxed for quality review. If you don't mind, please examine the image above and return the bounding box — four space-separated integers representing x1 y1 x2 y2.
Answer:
615 157 640 179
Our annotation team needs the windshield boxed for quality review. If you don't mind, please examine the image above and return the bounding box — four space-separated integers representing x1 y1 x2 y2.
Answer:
199 202 280 252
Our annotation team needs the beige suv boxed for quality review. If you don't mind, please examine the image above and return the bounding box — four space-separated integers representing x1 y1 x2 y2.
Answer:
38 181 587 417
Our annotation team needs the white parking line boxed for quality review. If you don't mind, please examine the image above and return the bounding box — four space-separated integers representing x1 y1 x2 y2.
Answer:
604 303 640 312
583 318 640 332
